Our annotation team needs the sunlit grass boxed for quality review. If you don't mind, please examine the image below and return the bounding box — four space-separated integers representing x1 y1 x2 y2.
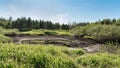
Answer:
0 34 11 42
77 53 120 68
21 29 72 35
3 29 72 36
0 43 84 68
0 43 120 68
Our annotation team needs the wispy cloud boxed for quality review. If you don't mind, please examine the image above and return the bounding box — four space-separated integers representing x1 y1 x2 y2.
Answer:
0 0 70 23
49 13 70 24
0 0 120 23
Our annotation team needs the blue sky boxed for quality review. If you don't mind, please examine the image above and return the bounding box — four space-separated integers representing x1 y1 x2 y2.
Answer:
0 0 120 23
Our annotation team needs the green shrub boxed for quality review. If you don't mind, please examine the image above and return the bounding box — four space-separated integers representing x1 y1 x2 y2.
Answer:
62 48 85 57
71 26 85 36
72 24 120 42
77 53 120 68
75 49 85 55
101 42 120 54
44 31 57 35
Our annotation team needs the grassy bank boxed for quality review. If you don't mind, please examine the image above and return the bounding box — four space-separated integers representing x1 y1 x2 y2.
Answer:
21 29 71 35
3 29 72 36
0 43 83 68
77 53 120 68
0 27 12 42
0 43 120 68
0 34 11 43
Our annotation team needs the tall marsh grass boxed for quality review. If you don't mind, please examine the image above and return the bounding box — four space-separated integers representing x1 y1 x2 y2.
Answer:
77 53 120 68
0 43 85 68
0 43 120 68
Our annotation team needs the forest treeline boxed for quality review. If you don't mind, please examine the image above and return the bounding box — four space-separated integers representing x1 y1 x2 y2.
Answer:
0 17 88 31
0 17 120 31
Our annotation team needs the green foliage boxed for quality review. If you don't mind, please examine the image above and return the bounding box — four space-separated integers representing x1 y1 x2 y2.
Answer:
101 18 112 25
20 29 71 36
54 30 71 35
20 29 44 35
0 43 120 68
54 23 60 29
116 19 120 26
0 18 10 28
10 17 71 30
62 48 85 57
0 26 3 33
61 24 70 30
0 44 82 68
101 42 120 54
2 29 71 36
75 49 85 55
44 31 57 35
77 53 120 68
2 29 19 34
0 34 11 43
72 24 120 42
71 26 86 36
0 27 12 42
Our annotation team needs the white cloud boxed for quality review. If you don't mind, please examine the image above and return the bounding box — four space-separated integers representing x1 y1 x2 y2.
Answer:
0 1 70 23
49 13 70 24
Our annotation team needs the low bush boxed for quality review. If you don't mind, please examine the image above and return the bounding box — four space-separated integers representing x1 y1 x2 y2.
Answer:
100 42 120 54
62 48 85 57
77 53 120 68
44 31 57 35
72 24 120 43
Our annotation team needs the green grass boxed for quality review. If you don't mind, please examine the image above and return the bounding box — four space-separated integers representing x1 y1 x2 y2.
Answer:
1 26 120 68
0 34 11 43
0 43 120 68
0 27 12 42
3 29 72 36
0 43 84 68
20 29 44 35
77 53 120 68
54 30 71 35
1 29 19 34
21 29 72 35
